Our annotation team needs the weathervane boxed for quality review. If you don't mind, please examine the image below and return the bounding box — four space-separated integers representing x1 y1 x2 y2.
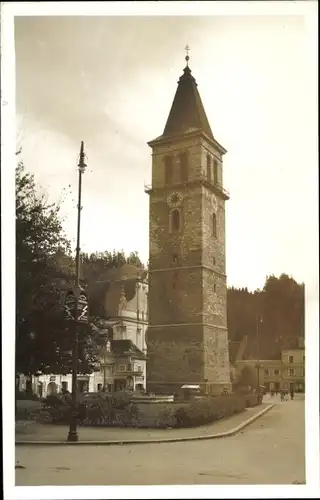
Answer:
185 44 190 66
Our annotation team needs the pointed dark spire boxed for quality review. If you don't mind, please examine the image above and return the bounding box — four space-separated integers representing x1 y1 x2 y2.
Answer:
161 54 214 140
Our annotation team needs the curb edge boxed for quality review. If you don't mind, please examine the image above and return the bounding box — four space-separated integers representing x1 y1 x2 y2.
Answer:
15 403 276 446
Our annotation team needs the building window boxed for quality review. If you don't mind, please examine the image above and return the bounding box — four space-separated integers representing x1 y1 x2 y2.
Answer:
289 368 295 376
137 365 142 372
61 381 68 393
274 369 279 376
179 152 188 182
264 369 269 376
289 355 294 364
137 328 141 348
164 155 173 185
171 208 181 232
206 154 212 182
212 213 217 237
120 325 127 339
97 383 102 392
213 159 218 184
119 365 126 372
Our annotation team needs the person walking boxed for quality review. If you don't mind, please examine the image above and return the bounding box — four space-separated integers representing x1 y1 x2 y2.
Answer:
290 389 294 400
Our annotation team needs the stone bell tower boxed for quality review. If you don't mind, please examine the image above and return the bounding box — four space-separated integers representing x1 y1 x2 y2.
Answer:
145 52 231 395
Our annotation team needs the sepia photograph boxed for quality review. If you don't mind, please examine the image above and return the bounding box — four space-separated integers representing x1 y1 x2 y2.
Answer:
1 1 319 498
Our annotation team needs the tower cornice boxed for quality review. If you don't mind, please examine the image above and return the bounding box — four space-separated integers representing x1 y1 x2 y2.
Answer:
148 128 227 155
144 177 229 200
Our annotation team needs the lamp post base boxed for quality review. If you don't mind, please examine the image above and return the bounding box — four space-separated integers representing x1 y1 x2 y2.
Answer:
67 410 79 442
67 431 79 442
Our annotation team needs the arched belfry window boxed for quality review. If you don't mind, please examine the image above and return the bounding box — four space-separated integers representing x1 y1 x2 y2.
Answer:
171 208 181 232
206 154 212 182
213 159 218 184
164 155 173 185
179 152 188 182
212 213 217 238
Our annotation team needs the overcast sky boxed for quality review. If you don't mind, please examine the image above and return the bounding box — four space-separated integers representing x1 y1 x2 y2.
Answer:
14 12 317 291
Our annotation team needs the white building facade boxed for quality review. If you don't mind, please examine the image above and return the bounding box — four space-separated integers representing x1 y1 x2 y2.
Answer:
18 265 149 398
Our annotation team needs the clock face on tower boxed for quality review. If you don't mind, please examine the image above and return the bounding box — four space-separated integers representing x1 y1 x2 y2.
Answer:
168 191 183 208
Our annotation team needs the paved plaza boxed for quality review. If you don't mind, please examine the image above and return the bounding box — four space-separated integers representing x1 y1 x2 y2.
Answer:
15 397 305 485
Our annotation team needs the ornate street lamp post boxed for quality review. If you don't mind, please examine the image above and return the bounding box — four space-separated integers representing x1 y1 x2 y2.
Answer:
66 141 88 442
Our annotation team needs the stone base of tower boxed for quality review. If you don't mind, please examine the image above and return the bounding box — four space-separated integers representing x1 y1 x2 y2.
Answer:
146 325 232 396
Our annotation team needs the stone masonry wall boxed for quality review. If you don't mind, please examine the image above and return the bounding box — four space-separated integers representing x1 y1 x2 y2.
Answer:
203 325 231 387
148 268 203 326
146 325 204 389
149 188 203 270
202 188 226 274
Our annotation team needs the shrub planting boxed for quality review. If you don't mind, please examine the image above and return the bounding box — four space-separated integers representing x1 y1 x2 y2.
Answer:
173 393 260 428
16 391 40 401
16 390 262 428
38 393 141 427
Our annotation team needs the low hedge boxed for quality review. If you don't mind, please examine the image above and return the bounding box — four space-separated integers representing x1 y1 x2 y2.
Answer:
174 394 244 428
16 391 40 401
39 392 141 427
17 391 262 428
174 392 262 428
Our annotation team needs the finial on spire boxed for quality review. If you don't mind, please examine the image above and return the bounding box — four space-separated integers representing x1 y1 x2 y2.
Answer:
185 44 190 66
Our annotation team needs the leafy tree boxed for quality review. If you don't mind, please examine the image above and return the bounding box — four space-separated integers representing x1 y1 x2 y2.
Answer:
16 155 102 376
237 366 257 390
16 153 71 374
261 274 304 356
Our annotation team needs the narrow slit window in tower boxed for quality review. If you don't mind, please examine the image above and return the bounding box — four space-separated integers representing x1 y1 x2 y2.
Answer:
171 209 181 232
212 213 217 237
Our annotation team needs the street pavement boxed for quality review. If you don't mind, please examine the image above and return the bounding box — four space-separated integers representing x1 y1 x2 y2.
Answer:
15 397 305 485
